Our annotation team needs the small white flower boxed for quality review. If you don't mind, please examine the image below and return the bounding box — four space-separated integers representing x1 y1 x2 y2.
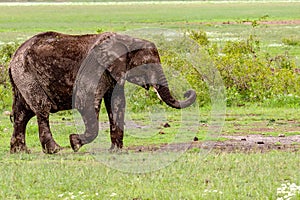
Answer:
70 195 76 199
78 191 84 195
203 189 223 195
58 193 64 198
283 195 290 200
281 184 287 188
3 111 11 116
110 192 117 197
95 193 99 196
276 182 300 200
277 188 283 194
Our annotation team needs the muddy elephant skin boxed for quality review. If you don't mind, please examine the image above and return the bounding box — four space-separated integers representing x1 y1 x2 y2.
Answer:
9 31 196 154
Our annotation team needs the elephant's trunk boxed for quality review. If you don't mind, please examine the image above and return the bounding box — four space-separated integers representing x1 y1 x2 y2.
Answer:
153 70 196 109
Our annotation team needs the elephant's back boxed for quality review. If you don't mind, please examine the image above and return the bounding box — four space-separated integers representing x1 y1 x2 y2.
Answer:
9 31 113 111
26 31 99 74
10 31 100 82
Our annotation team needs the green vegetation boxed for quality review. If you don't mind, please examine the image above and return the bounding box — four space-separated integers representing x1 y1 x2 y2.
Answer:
0 2 300 41
0 150 298 199
0 105 299 199
0 2 299 199
210 34 300 106
282 36 300 46
0 43 16 110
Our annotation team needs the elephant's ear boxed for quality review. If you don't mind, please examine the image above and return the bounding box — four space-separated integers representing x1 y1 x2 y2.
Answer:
104 38 129 84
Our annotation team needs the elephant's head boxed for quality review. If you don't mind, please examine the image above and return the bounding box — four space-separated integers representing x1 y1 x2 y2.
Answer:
109 34 197 109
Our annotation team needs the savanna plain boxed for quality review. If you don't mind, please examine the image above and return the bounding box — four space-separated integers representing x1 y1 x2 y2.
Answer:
0 1 299 199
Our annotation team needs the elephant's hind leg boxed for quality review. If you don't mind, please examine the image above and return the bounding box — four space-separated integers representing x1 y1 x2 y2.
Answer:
37 113 62 154
21 83 61 154
11 62 62 154
10 89 35 153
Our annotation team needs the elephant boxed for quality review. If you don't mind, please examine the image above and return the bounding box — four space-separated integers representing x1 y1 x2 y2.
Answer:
9 31 196 154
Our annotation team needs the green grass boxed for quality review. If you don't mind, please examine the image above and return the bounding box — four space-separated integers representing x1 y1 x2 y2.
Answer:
0 149 299 199
1 105 299 199
224 105 300 137
1 2 300 31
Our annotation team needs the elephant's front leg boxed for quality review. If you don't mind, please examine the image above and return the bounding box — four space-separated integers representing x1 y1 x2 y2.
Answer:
37 113 61 154
69 106 100 152
104 85 125 150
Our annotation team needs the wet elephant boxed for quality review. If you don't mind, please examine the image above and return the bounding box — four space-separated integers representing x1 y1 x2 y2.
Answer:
9 31 196 154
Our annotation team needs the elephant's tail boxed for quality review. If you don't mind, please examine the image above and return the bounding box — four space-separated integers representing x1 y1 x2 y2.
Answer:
8 68 15 123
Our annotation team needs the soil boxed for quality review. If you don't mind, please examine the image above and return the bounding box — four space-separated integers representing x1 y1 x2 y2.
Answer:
241 20 300 25
126 134 300 153
201 134 300 153
193 19 300 26
257 20 300 25
96 108 300 153
122 118 300 153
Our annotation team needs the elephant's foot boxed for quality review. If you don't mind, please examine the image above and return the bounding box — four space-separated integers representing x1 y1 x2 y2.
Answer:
10 143 31 154
42 140 62 154
110 138 123 149
109 142 123 153
70 134 83 152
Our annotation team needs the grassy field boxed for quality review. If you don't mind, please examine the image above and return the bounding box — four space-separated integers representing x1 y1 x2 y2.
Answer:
0 106 300 199
1 1 300 59
0 150 298 199
0 1 299 199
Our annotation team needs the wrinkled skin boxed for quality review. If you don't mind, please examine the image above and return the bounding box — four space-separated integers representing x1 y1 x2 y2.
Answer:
9 31 196 154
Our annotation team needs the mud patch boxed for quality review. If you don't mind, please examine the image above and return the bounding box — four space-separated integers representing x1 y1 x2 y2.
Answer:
126 134 300 153
212 134 300 153
220 20 300 25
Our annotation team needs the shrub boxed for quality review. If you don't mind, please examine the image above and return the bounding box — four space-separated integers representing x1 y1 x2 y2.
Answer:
0 42 19 85
189 30 300 106
282 36 300 46
127 30 300 109
0 42 19 64
0 42 19 111
188 30 209 46
0 84 12 111
160 50 210 107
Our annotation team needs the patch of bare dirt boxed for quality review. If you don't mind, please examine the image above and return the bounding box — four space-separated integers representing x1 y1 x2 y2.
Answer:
227 119 300 136
126 134 300 153
189 19 300 26
260 20 300 25
211 134 300 153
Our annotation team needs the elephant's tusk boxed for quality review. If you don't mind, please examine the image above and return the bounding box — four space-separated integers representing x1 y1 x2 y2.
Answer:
153 87 163 101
